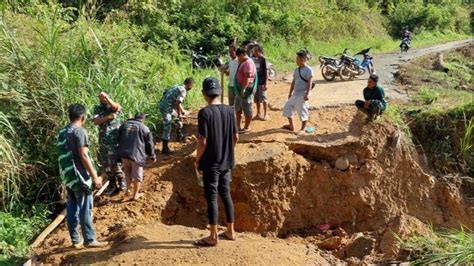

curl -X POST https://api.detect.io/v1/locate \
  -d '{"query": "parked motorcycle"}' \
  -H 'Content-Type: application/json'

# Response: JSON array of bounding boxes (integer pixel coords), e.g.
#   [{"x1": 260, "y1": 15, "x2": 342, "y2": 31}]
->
[
  {"x1": 338, "y1": 48, "x2": 375, "y2": 81},
  {"x1": 400, "y1": 38, "x2": 410, "y2": 53},
  {"x1": 267, "y1": 62, "x2": 277, "y2": 80},
  {"x1": 318, "y1": 55, "x2": 340, "y2": 81},
  {"x1": 192, "y1": 47, "x2": 223, "y2": 69},
  {"x1": 318, "y1": 48, "x2": 351, "y2": 81}
]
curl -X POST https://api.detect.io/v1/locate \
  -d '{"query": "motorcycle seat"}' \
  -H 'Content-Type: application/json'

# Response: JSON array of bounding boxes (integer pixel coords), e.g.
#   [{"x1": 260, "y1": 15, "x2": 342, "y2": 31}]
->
[
  {"x1": 321, "y1": 56, "x2": 337, "y2": 60},
  {"x1": 344, "y1": 55, "x2": 356, "y2": 61}
]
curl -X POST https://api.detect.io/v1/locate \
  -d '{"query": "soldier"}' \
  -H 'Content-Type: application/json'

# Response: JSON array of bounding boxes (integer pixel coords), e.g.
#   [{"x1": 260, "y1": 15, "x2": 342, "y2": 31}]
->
[
  {"x1": 158, "y1": 77, "x2": 195, "y2": 154},
  {"x1": 93, "y1": 92, "x2": 125, "y2": 195}
]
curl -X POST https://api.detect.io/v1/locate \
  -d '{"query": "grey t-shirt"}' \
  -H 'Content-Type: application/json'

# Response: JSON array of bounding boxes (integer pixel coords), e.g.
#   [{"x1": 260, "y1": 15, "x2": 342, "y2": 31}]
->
[
  {"x1": 67, "y1": 125, "x2": 90, "y2": 178},
  {"x1": 293, "y1": 65, "x2": 313, "y2": 96}
]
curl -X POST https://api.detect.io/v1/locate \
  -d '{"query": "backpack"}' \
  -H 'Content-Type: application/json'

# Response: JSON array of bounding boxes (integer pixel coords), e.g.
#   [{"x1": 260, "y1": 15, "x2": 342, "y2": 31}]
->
[
  {"x1": 298, "y1": 67, "x2": 316, "y2": 90},
  {"x1": 57, "y1": 126, "x2": 93, "y2": 192}
]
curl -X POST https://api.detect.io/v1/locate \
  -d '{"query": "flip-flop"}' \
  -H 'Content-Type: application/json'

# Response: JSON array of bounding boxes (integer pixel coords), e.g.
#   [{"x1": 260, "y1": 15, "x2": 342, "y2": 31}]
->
[
  {"x1": 193, "y1": 238, "x2": 217, "y2": 247},
  {"x1": 219, "y1": 232, "x2": 236, "y2": 241},
  {"x1": 239, "y1": 128, "x2": 251, "y2": 134}
]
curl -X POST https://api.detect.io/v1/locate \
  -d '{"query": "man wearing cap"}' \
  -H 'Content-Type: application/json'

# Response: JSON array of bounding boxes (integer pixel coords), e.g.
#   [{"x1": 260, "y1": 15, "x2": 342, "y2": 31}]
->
[
  {"x1": 234, "y1": 47, "x2": 257, "y2": 134},
  {"x1": 117, "y1": 113, "x2": 156, "y2": 201},
  {"x1": 355, "y1": 74, "x2": 387, "y2": 121},
  {"x1": 282, "y1": 50, "x2": 313, "y2": 133},
  {"x1": 195, "y1": 77, "x2": 238, "y2": 246},
  {"x1": 93, "y1": 91, "x2": 125, "y2": 195},
  {"x1": 158, "y1": 77, "x2": 195, "y2": 154}
]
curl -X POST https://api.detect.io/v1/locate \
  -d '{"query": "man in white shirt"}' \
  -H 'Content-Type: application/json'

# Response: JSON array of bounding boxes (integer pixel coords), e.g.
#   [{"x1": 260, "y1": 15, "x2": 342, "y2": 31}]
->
[{"x1": 225, "y1": 45, "x2": 239, "y2": 106}]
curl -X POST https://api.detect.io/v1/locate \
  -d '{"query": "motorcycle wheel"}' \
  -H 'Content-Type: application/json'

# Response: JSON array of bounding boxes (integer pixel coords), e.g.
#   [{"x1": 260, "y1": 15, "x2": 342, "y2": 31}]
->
[
  {"x1": 338, "y1": 65, "x2": 352, "y2": 81},
  {"x1": 321, "y1": 65, "x2": 336, "y2": 81},
  {"x1": 268, "y1": 67, "x2": 276, "y2": 81},
  {"x1": 368, "y1": 63, "x2": 375, "y2": 75}
]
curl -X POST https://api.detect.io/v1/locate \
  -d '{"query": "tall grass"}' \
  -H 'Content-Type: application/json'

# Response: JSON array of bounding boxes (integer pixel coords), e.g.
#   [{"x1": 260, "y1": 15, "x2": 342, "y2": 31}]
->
[
  {"x1": 400, "y1": 226, "x2": 474, "y2": 265},
  {"x1": 0, "y1": 5, "x2": 216, "y2": 211},
  {"x1": 460, "y1": 115, "x2": 473, "y2": 162}
]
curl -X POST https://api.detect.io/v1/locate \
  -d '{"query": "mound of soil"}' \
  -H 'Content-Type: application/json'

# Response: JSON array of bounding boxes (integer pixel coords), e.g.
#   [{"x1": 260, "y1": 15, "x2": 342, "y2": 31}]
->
[{"x1": 35, "y1": 106, "x2": 472, "y2": 264}]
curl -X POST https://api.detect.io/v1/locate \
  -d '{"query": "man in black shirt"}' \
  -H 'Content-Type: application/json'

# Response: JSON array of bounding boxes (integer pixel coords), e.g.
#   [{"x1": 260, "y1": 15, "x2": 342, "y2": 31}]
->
[
  {"x1": 194, "y1": 77, "x2": 239, "y2": 246},
  {"x1": 252, "y1": 45, "x2": 269, "y2": 120}
]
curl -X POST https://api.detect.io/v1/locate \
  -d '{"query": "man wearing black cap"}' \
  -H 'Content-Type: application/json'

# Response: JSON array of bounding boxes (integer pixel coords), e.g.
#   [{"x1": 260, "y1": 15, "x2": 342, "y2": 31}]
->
[
  {"x1": 117, "y1": 113, "x2": 156, "y2": 200},
  {"x1": 195, "y1": 77, "x2": 238, "y2": 246},
  {"x1": 355, "y1": 74, "x2": 387, "y2": 122}
]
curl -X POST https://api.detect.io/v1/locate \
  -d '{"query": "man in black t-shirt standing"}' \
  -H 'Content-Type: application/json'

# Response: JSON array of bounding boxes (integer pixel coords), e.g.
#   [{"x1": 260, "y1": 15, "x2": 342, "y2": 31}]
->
[
  {"x1": 252, "y1": 45, "x2": 269, "y2": 121},
  {"x1": 194, "y1": 77, "x2": 239, "y2": 246}
]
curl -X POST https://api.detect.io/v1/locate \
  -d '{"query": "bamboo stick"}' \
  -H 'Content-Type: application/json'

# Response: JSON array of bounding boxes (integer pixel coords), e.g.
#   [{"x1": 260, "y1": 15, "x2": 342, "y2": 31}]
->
[{"x1": 29, "y1": 180, "x2": 110, "y2": 249}]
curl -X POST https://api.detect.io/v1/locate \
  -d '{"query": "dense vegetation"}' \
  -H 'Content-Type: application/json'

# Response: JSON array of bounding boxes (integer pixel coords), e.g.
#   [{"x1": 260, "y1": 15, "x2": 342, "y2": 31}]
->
[
  {"x1": 392, "y1": 46, "x2": 474, "y2": 176},
  {"x1": 0, "y1": 0, "x2": 471, "y2": 263}
]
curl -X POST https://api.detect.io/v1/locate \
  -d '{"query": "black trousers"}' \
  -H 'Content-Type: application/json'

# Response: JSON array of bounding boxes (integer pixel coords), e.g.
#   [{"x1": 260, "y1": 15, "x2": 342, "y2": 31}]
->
[{"x1": 202, "y1": 168, "x2": 234, "y2": 225}]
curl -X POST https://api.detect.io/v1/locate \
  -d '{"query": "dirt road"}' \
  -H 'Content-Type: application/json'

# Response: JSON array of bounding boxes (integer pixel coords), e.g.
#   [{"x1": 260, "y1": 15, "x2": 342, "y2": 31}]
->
[
  {"x1": 268, "y1": 39, "x2": 472, "y2": 109},
  {"x1": 34, "y1": 40, "x2": 472, "y2": 265}
]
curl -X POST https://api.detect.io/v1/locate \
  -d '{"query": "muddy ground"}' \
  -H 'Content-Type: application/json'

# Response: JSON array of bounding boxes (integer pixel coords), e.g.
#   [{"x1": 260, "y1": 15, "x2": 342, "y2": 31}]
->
[{"x1": 33, "y1": 40, "x2": 473, "y2": 265}]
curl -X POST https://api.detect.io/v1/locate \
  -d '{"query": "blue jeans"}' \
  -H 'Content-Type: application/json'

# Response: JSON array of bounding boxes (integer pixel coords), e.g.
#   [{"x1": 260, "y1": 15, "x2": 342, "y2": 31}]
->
[{"x1": 66, "y1": 188, "x2": 96, "y2": 244}]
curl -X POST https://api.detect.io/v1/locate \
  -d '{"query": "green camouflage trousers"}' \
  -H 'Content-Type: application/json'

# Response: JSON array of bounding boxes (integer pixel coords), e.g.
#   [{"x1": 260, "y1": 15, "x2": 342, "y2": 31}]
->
[
  {"x1": 161, "y1": 111, "x2": 183, "y2": 141},
  {"x1": 98, "y1": 141, "x2": 122, "y2": 175}
]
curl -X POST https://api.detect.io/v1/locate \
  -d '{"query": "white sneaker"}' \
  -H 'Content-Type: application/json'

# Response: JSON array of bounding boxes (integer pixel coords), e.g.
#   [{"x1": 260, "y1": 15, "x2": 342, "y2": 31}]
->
[{"x1": 85, "y1": 240, "x2": 109, "y2": 248}]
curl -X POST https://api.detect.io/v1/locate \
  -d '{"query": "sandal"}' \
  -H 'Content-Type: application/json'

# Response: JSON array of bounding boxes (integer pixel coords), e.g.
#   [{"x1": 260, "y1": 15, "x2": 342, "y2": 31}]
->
[
  {"x1": 239, "y1": 128, "x2": 251, "y2": 134},
  {"x1": 219, "y1": 232, "x2": 236, "y2": 241},
  {"x1": 193, "y1": 238, "x2": 217, "y2": 247},
  {"x1": 282, "y1": 125, "x2": 294, "y2": 131}
]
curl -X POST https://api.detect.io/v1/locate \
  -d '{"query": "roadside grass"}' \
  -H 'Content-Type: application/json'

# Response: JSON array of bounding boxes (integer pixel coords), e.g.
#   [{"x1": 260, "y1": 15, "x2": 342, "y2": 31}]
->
[
  {"x1": 414, "y1": 86, "x2": 472, "y2": 111},
  {"x1": 400, "y1": 226, "x2": 474, "y2": 265}
]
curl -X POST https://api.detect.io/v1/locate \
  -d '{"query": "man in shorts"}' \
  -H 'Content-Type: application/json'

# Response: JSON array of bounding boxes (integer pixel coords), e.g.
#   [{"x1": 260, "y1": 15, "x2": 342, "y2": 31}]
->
[
  {"x1": 252, "y1": 45, "x2": 269, "y2": 120},
  {"x1": 234, "y1": 47, "x2": 256, "y2": 134},
  {"x1": 283, "y1": 50, "x2": 313, "y2": 134},
  {"x1": 117, "y1": 113, "x2": 156, "y2": 200}
]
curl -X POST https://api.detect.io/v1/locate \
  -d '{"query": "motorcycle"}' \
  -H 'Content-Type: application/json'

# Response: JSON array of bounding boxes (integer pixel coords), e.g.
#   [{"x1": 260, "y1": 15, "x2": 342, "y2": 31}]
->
[
  {"x1": 318, "y1": 55, "x2": 340, "y2": 81},
  {"x1": 318, "y1": 48, "x2": 352, "y2": 81},
  {"x1": 267, "y1": 62, "x2": 277, "y2": 80},
  {"x1": 400, "y1": 38, "x2": 410, "y2": 53},
  {"x1": 192, "y1": 47, "x2": 223, "y2": 69},
  {"x1": 338, "y1": 47, "x2": 375, "y2": 81}
]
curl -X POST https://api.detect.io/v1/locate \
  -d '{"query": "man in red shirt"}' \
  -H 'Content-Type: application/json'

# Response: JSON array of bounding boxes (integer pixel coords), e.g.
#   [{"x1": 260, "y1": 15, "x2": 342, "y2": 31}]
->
[{"x1": 233, "y1": 47, "x2": 257, "y2": 134}]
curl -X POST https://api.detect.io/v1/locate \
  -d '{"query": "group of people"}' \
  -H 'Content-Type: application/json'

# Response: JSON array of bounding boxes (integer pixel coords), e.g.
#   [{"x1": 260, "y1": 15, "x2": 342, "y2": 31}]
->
[
  {"x1": 57, "y1": 41, "x2": 387, "y2": 249},
  {"x1": 58, "y1": 93, "x2": 156, "y2": 248},
  {"x1": 223, "y1": 43, "x2": 313, "y2": 134}
]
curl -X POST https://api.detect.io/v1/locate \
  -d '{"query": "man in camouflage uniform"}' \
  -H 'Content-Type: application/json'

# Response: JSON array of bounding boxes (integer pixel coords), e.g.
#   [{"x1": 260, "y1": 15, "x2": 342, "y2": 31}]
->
[
  {"x1": 93, "y1": 92, "x2": 125, "y2": 195},
  {"x1": 159, "y1": 77, "x2": 195, "y2": 154}
]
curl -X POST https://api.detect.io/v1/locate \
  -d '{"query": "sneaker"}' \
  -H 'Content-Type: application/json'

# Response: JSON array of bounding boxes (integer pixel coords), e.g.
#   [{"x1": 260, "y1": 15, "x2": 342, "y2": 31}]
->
[
  {"x1": 72, "y1": 242, "x2": 83, "y2": 249},
  {"x1": 85, "y1": 241, "x2": 109, "y2": 248}
]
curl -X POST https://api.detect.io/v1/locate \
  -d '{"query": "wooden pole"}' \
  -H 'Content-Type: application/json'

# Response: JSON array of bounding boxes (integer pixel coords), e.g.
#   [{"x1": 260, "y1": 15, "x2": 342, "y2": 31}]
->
[
  {"x1": 29, "y1": 180, "x2": 110, "y2": 249},
  {"x1": 220, "y1": 69, "x2": 224, "y2": 103}
]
